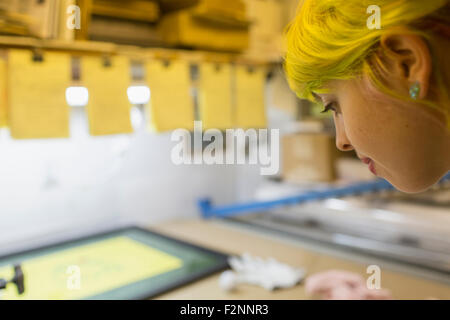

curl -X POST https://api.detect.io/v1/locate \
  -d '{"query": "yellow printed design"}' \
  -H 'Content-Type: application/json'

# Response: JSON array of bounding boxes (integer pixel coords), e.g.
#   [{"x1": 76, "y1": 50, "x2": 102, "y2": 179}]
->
[
  {"x1": 0, "y1": 237, "x2": 183, "y2": 300},
  {"x1": 234, "y1": 66, "x2": 267, "y2": 129},
  {"x1": 198, "y1": 63, "x2": 233, "y2": 130},
  {"x1": 8, "y1": 50, "x2": 70, "y2": 139},
  {"x1": 83, "y1": 56, "x2": 133, "y2": 136},
  {"x1": 146, "y1": 60, "x2": 194, "y2": 132}
]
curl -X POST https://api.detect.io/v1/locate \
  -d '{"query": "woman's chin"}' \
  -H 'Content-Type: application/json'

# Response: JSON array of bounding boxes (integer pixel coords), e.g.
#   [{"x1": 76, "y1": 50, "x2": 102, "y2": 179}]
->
[
  {"x1": 386, "y1": 172, "x2": 444, "y2": 194},
  {"x1": 392, "y1": 183, "x2": 430, "y2": 194}
]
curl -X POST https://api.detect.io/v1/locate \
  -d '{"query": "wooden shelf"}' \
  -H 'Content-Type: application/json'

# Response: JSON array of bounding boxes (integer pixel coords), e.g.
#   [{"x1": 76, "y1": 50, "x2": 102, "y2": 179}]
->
[{"x1": 0, "y1": 35, "x2": 281, "y2": 65}]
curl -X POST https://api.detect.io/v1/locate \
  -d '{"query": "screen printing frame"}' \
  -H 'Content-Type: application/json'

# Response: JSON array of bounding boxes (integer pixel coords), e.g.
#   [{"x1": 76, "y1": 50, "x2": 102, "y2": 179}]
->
[{"x1": 0, "y1": 226, "x2": 230, "y2": 300}]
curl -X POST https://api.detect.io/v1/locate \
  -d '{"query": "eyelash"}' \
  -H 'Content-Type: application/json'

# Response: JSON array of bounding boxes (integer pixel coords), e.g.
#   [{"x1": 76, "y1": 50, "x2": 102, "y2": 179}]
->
[{"x1": 321, "y1": 102, "x2": 337, "y2": 114}]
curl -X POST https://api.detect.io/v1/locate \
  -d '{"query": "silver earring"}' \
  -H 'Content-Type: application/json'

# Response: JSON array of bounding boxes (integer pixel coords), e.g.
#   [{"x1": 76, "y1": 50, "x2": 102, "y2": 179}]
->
[{"x1": 409, "y1": 82, "x2": 420, "y2": 100}]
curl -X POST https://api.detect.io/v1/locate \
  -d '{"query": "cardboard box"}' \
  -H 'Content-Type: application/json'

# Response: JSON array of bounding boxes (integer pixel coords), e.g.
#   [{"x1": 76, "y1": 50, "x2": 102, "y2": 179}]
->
[
  {"x1": 89, "y1": 16, "x2": 163, "y2": 46},
  {"x1": 282, "y1": 132, "x2": 338, "y2": 183},
  {"x1": 0, "y1": 0, "x2": 60, "y2": 38},
  {"x1": 243, "y1": 0, "x2": 284, "y2": 60},
  {"x1": 158, "y1": 0, "x2": 249, "y2": 52},
  {"x1": 92, "y1": 0, "x2": 160, "y2": 22},
  {"x1": 76, "y1": 0, "x2": 161, "y2": 43},
  {"x1": 159, "y1": 0, "x2": 200, "y2": 12}
]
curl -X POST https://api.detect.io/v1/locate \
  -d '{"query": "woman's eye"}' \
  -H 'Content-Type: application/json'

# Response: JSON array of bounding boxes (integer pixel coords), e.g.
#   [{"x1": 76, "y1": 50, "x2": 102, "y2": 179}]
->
[{"x1": 321, "y1": 102, "x2": 337, "y2": 114}]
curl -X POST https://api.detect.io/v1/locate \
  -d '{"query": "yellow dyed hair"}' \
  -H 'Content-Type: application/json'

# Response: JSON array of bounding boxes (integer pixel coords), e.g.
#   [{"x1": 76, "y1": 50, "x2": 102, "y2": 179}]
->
[{"x1": 285, "y1": 0, "x2": 450, "y2": 127}]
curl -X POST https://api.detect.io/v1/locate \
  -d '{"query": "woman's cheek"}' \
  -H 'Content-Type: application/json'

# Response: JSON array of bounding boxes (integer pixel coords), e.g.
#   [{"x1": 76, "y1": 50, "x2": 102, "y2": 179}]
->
[{"x1": 339, "y1": 107, "x2": 370, "y2": 150}]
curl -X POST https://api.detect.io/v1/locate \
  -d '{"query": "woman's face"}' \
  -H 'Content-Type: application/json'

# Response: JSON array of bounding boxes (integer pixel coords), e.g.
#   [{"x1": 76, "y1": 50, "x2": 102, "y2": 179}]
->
[{"x1": 316, "y1": 77, "x2": 450, "y2": 193}]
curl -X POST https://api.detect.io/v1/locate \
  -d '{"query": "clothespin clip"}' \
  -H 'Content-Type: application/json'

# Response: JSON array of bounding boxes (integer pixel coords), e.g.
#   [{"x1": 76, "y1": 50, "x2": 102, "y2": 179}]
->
[
  {"x1": 102, "y1": 55, "x2": 112, "y2": 68},
  {"x1": 130, "y1": 60, "x2": 144, "y2": 81},
  {"x1": 247, "y1": 65, "x2": 256, "y2": 74},
  {"x1": 214, "y1": 63, "x2": 222, "y2": 72},
  {"x1": 162, "y1": 59, "x2": 171, "y2": 68},
  {"x1": 32, "y1": 49, "x2": 44, "y2": 63},
  {"x1": 71, "y1": 56, "x2": 81, "y2": 81},
  {"x1": 153, "y1": 50, "x2": 178, "y2": 68}
]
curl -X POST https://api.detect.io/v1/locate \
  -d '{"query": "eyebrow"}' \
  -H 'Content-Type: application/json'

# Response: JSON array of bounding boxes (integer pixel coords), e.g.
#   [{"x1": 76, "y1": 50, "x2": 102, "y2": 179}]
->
[{"x1": 311, "y1": 92, "x2": 323, "y2": 104}]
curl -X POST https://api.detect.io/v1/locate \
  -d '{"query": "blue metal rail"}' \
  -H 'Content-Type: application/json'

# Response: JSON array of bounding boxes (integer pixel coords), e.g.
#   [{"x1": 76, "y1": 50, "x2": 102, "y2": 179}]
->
[{"x1": 199, "y1": 173, "x2": 450, "y2": 219}]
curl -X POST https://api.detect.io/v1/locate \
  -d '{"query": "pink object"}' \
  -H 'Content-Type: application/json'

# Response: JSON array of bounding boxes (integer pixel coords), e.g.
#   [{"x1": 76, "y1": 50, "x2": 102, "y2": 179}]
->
[{"x1": 305, "y1": 270, "x2": 392, "y2": 300}]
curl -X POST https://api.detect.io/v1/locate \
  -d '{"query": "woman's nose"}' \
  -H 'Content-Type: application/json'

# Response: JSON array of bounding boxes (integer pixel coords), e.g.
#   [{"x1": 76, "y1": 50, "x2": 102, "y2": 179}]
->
[{"x1": 335, "y1": 117, "x2": 354, "y2": 152}]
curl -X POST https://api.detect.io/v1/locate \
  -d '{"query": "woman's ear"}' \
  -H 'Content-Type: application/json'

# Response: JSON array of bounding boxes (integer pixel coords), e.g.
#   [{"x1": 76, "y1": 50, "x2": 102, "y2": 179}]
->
[{"x1": 380, "y1": 33, "x2": 432, "y2": 99}]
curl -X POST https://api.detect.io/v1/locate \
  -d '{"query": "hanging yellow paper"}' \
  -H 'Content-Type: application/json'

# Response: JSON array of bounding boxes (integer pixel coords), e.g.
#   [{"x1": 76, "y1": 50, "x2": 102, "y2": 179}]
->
[
  {"x1": 82, "y1": 56, "x2": 133, "y2": 136},
  {"x1": 198, "y1": 63, "x2": 233, "y2": 130},
  {"x1": 234, "y1": 66, "x2": 267, "y2": 129},
  {"x1": 8, "y1": 50, "x2": 70, "y2": 139},
  {"x1": 0, "y1": 55, "x2": 7, "y2": 127},
  {"x1": 0, "y1": 236, "x2": 183, "y2": 300},
  {"x1": 146, "y1": 60, "x2": 194, "y2": 132}
]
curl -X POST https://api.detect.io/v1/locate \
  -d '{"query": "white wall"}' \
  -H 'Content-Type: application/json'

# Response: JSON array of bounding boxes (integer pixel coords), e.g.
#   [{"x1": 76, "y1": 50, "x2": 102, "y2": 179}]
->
[
  {"x1": 0, "y1": 107, "x2": 237, "y2": 254},
  {"x1": 0, "y1": 69, "x2": 298, "y2": 254}
]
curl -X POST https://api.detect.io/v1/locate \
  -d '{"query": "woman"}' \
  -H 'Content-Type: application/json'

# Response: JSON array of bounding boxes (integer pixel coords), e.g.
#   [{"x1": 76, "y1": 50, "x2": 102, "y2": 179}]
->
[{"x1": 285, "y1": 0, "x2": 450, "y2": 193}]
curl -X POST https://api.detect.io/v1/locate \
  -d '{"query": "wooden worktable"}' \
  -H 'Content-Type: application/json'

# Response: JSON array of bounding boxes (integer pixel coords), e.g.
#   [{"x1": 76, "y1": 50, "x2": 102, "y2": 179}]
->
[{"x1": 154, "y1": 219, "x2": 450, "y2": 300}]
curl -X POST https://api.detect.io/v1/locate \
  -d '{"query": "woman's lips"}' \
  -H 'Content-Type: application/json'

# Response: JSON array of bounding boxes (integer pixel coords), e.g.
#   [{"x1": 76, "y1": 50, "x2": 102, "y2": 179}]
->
[{"x1": 361, "y1": 157, "x2": 377, "y2": 176}]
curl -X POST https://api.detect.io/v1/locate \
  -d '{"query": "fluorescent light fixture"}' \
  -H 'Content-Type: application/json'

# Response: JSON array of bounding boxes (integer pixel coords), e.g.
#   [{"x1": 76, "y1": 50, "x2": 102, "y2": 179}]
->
[
  {"x1": 66, "y1": 86, "x2": 89, "y2": 107},
  {"x1": 127, "y1": 85, "x2": 150, "y2": 105}
]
